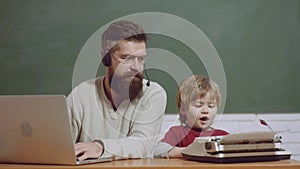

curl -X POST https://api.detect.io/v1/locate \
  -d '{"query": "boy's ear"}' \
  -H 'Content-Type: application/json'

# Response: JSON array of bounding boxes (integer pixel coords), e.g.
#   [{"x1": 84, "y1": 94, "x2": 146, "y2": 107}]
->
[{"x1": 179, "y1": 106, "x2": 186, "y2": 115}]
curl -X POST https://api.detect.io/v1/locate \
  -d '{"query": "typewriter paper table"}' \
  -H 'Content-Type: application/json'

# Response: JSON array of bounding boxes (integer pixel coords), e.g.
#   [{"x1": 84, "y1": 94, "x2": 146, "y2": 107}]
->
[{"x1": 0, "y1": 158, "x2": 300, "y2": 169}]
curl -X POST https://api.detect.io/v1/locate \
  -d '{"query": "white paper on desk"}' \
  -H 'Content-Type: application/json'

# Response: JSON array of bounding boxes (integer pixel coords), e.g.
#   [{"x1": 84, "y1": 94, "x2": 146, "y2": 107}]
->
[
  {"x1": 220, "y1": 131, "x2": 276, "y2": 144},
  {"x1": 194, "y1": 136, "x2": 212, "y2": 143},
  {"x1": 194, "y1": 136, "x2": 224, "y2": 143}
]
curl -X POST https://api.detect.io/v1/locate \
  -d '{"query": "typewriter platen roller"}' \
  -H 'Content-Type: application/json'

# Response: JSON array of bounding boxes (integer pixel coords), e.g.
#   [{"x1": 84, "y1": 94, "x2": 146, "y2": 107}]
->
[{"x1": 181, "y1": 131, "x2": 291, "y2": 163}]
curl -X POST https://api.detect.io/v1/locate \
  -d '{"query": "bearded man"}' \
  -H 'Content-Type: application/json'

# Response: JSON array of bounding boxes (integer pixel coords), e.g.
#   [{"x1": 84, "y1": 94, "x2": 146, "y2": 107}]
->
[{"x1": 67, "y1": 20, "x2": 167, "y2": 161}]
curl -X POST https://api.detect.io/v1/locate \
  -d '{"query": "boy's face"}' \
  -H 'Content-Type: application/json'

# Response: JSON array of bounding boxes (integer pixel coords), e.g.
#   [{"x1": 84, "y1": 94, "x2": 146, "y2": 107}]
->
[{"x1": 181, "y1": 91, "x2": 218, "y2": 130}]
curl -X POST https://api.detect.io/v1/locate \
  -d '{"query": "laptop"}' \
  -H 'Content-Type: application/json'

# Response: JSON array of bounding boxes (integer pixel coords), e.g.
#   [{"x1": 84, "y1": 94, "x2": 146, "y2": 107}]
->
[{"x1": 0, "y1": 95, "x2": 112, "y2": 165}]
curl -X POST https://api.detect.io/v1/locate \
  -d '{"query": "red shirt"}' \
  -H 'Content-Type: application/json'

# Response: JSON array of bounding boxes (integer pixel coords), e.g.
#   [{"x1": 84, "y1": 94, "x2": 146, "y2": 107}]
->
[{"x1": 161, "y1": 126, "x2": 229, "y2": 147}]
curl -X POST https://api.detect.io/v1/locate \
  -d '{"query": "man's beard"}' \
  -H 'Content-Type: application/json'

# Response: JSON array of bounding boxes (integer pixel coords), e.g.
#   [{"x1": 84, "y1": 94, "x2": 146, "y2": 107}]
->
[{"x1": 108, "y1": 68, "x2": 143, "y2": 102}]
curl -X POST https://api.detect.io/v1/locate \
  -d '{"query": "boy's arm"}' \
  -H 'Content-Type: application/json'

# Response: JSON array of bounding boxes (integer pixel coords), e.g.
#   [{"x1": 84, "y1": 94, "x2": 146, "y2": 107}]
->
[
  {"x1": 154, "y1": 126, "x2": 185, "y2": 158},
  {"x1": 168, "y1": 147, "x2": 185, "y2": 158},
  {"x1": 154, "y1": 142, "x2": 185, "y2": 158},
  {"x1": 153, "y1": 142, "x2": 173, "y2": 158}
]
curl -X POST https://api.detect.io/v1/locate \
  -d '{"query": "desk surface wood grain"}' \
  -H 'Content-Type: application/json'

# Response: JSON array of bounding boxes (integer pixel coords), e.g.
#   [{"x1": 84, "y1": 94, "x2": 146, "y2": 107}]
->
[{"x1": 0, "y1": 159, "x2": 300, "y2": 169}]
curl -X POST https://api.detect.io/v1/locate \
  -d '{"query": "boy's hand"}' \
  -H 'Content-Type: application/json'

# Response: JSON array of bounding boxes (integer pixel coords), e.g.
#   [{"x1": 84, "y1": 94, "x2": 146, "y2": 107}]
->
[{"x1": 168, "y1": 147, "x2": 185, "y2": 158}]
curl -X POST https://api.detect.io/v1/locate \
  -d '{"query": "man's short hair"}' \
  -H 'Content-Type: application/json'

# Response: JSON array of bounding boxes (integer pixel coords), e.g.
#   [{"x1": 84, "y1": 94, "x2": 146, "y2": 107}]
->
[{"x1": 101, "y1": 20, "x2": 147, "y2": 53}]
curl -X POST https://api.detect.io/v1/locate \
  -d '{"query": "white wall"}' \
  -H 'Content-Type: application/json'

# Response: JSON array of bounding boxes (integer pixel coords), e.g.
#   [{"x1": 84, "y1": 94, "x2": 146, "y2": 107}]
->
[{"x1": 160, "y1": 113, "x2": 300, "y2": 161}]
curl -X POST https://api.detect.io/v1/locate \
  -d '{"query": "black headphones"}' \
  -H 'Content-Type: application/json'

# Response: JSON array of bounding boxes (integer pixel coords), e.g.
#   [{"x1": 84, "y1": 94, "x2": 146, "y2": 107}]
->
[{"x1": 102, "y1": 52, "x2": 111, "y2": 67}]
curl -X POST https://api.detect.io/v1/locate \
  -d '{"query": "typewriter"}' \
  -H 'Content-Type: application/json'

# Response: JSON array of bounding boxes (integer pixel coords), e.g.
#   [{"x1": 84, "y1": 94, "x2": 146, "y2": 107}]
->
[{"x1": 181, "y1": 131, "x2": 291, "y2": 163}]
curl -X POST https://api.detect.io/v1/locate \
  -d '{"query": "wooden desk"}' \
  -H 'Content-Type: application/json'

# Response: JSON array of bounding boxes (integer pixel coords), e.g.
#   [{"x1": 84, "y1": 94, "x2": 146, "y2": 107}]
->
[{"x1": 0, "y1": 159, "x2": 300, "y2": 169}]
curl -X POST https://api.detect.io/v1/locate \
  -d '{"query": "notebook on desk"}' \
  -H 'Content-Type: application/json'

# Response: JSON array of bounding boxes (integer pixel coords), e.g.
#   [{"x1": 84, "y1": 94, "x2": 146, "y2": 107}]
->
[{"x1": 0, "y1": 95, "x2": 112, "y2": 165}]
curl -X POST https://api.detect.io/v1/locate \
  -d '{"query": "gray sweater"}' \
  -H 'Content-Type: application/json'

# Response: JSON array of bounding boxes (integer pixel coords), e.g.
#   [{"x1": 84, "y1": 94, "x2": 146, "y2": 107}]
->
[{"x1": 67, "y1": 77, "x2": 167, "y2": 160}]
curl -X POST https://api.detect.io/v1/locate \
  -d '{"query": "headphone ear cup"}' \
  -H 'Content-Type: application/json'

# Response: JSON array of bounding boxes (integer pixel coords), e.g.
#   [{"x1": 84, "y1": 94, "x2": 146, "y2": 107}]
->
[{"x1": 102, "y1": 53, "x2": 111, "y2": 66}]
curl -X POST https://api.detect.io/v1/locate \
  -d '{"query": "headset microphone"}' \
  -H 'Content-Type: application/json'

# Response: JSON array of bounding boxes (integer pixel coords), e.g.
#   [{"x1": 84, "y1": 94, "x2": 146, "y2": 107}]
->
[
  {"x1": 144, "y1": 67, "x2": 151, "y2": 87},
  {"x1": 146, "y1": 79, "x2": 150, "y2": 87}
]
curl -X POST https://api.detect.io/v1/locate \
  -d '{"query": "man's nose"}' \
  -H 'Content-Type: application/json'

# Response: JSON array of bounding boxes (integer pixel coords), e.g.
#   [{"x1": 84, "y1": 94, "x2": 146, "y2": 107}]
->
[{"x1": 130, "y1": 58, "x2": 142, "y2": 71}]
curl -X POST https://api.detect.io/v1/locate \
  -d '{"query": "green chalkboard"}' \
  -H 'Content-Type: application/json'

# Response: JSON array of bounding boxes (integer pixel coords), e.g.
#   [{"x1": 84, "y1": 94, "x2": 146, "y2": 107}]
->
[{"x1": 0, "y1": 0, "x2": 299, "y2": 113}]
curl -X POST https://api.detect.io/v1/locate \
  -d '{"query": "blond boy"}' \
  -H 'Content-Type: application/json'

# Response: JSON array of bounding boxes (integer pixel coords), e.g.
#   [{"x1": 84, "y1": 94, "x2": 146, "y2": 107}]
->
[{"x1": 154, "y1": 74, "x2": 228, "y2": 158}]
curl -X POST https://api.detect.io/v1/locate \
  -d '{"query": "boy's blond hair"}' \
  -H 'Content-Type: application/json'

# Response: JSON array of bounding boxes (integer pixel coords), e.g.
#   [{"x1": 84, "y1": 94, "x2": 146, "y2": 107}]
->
[{"x1": 176, "y1": 74, "x2": 221, "y2": 125}]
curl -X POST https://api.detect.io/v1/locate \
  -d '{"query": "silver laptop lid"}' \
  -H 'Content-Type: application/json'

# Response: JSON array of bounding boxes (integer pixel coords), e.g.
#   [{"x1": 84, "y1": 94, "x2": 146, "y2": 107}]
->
[{"x1": 0, "y1": 95, "x2": 78, "y2": 165}]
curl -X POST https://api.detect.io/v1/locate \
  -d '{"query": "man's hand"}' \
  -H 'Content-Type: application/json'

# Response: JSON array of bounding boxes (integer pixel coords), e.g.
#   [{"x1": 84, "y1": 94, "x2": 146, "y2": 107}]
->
[{"x1": 74, "y1": 142, "x2": 104, "y2": 161}]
